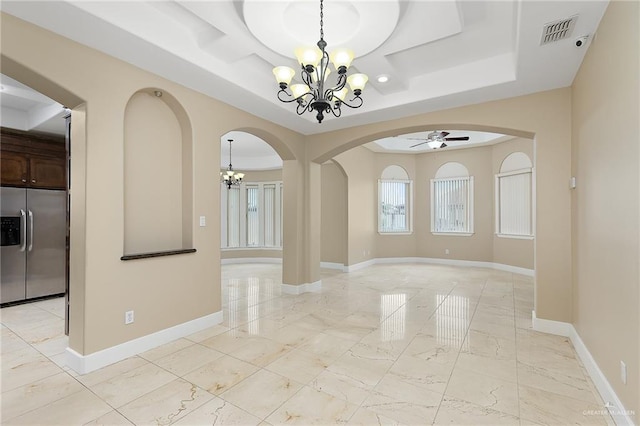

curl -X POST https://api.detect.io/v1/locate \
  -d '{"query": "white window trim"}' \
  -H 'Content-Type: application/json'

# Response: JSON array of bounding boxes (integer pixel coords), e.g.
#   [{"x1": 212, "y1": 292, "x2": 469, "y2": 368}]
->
[
  {"x1": 494, "y1": 168, "x2": 534, "y2": 238},
  {"x1": 378, "y1": 179, "x2": 413, "y2": 235},
  {"x1": 430, "y1": 176, "x2": 474, "y2": 235}
]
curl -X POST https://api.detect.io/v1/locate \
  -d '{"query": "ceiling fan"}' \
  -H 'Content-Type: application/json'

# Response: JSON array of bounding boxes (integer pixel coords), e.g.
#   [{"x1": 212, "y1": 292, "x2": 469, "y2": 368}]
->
[{"x1": 408, "y1": 131, "x2": 470, "y2": 149}]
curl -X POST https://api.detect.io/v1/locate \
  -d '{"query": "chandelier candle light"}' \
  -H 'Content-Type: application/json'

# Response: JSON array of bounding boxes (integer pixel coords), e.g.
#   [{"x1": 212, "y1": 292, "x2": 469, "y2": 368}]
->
[
  {"x1": 272, "y1": 0, "x2": 368, "y2": 123},
  {"x1": 221, "y1": 139, "x2": 244, "y2": 189}
]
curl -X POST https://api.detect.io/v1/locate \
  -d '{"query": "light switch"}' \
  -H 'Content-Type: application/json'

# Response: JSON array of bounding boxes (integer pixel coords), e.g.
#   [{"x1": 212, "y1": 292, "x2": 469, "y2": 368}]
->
[{"x1": 199, "y1": 216, "x2": 206, "y2": 227}]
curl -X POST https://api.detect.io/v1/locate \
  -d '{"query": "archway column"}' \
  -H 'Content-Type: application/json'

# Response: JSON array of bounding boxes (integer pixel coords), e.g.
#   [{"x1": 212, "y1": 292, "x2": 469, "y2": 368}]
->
[{"x1": 281, "y1": 159, "x2": 322, "y2": 293}]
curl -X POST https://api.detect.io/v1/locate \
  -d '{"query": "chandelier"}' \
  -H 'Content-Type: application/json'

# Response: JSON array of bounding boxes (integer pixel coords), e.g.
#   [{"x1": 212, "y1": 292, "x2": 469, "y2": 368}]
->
[
  {"x1": 221, "y1": 139, "x2": 244, "y2": 189},
  {"x1": 272, "y1": 0, "x2": 368, "y2": 124}
]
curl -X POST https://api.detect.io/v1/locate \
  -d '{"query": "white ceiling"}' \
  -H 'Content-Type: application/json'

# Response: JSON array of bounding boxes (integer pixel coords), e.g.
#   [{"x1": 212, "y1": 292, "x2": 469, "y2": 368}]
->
[
  {"x1": 2, "y1": 0, "x2": 609, "y2": 138},
  {"x1": 1, "y1": 1, "x2": 608, "y2": 167},
  {"x1": 0, "y1": 74, "x2": 68, "y2": 135}
]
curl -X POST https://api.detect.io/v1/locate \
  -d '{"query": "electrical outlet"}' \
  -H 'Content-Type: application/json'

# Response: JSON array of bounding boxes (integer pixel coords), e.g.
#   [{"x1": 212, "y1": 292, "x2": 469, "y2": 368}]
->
[
  {"x1": 621, "y1": 361, "x2": 627, "y2": 385},
  {"x1": 125, "y1": 310, "x2": 134, "y2": 325},
  {"x1": 445, "y1": 249, "x2": 450, "y2": 255},
  {"x1": 199, "y1": 216, "x2": 206, "y2": 227}
]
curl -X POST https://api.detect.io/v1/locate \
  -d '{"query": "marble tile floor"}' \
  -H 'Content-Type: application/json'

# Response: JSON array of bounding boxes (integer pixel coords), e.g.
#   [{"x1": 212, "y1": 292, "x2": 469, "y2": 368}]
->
[{"x1": 1, "y1": 263, "x2": 614, "y2": 425}]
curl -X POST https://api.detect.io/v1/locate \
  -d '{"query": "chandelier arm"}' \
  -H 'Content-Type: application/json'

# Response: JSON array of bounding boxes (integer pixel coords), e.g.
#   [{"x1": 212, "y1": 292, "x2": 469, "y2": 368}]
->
[
  {"x1": 276, "y1": 89, "x2": 302, "y2": 103},
  {"x1": 328, "y1": 105, "x2": 342, "y2": 118},
  {"x1": 300, "y1": 67, "x2": 315, "y2": 87},
  {"x1": 277, "y1": 88, "x2": 315, "y2": 105},
  {"x1": 296, "y1": 101, "x2": 314, "y2": 115},
  {"x1": 336, "y1": 95, "x2": 364, "y2": 109}
]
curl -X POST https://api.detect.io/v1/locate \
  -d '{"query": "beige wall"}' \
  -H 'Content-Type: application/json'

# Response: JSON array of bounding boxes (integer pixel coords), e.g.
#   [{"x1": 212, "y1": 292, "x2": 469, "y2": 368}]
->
[
  {"x1": 334, "y1": 147, "x2": 377, "y2": 265},
  {"x1": 416, "y1": 146, "x2": 494, "y2": 261},
  {"x1": 320, "y1": 162, "x2": 347, "y2": 264},
  {"x1": 8, "y1": 13, "x2": 637, "y2": 416},
  {"x1": 572, "y1": 0, "x2": 639, "y2": 418},
  {"x1": 374, "y1": 153, "x2": 418, "y2": 259},
  {"x1": 1, "y1": 12, "x2": 307, "y2": 354},
  {"x1": 307, "y1": 88, "x2": 572, "y2": 323},
  {"x1": 330, "y1": 141, "x2": 534, "y2": 269}
]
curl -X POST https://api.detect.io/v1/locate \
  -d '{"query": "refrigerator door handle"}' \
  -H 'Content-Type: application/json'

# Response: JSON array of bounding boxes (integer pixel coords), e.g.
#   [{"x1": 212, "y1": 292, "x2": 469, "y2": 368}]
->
[
  {"x1": 20, "y1": 209, "x2": 27, "y2": 252},
  {"x1": 28, "y1": 210, "x2": 34, "y2": 252}
]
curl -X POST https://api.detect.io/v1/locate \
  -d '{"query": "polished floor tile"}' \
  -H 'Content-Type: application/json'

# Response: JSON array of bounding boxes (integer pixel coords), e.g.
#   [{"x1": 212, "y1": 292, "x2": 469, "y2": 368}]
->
[{"x1": 1, "y1": 264, "x2": 614, "y2": 425}]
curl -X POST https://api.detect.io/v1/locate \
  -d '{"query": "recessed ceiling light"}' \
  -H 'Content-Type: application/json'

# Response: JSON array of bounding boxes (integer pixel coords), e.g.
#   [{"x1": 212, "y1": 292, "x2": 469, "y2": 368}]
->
[{"x1": 376, "y1": 75, "x2": 390, "y2": 83}]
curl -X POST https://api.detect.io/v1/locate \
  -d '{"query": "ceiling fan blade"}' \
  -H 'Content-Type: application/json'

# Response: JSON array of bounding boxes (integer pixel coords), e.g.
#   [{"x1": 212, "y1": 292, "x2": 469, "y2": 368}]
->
[
  {"x1": 405, "y1": 137, "x2": 427, "y2": 141},
  {"x1": 440, "y1": 142, "x2": 448, "y2": 148},
  {"x1": 409, "y1": 141, "x2": 429, "y2": 148},
  {"x1": 439, "y1": 131, "x2": 450, "y2": 138},
  {"x1": 443, "y1": 136, "x2": 470, "y2": 141}
]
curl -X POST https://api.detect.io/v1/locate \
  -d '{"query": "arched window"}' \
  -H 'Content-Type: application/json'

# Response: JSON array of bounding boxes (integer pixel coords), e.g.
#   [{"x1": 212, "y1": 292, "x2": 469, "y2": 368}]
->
[
  {"x1": 495, "y1": 152, "x2": 533, "y2": 238},
  {"x1": 431, "y1": 162, "x2": 474, "y2": 235},
  {"x1": 378, "y1": 165, "x2": 412, "y2": 234}
]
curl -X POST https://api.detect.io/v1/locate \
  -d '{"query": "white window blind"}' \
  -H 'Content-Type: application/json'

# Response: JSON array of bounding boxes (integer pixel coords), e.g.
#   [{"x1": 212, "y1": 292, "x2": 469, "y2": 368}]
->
[
  {"x1": 221, "y1": 181, "x2": 282, "y2": 248},
  {"x1": 378, "y1": 180, "x2": 412, "y2": 233},
  {"x1": 246, "y1": 185, "x2": 259, "y2": 246},
  {"x1": 496, "y1": 170, "x2": 532, "y2": 237},
  {"x1": 264, "y1": 184, "x2": 276, "y2": 247},
  {"x1": 430, "y1": 177, "x2": 474, "y2": 234},
  {"x1": 227, "y1": 186, "x2": 241, "y2": 247}
]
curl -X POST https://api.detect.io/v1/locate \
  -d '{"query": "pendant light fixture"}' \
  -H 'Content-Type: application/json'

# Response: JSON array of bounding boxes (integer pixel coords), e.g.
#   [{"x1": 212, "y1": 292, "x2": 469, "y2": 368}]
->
[
  {"x1": 221, "y1": 139, "x2": 244, "y2": 189},
  {"x1": 272, "y1": 0, "x2": 368, "y2": 123}
]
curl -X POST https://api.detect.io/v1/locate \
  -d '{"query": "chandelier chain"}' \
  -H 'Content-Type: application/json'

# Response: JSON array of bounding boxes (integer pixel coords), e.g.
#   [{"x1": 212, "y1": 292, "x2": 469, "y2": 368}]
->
[{"x1": 319, "y1": 0, "x2": 324, "y2": 41}]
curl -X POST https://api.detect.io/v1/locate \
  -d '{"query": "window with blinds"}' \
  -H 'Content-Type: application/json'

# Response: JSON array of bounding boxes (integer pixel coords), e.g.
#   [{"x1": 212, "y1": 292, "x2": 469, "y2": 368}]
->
[
  {"x1": 430, "y1": 177, "x2": 474, "y2": 234},
  {"x1": 378, "y1": 180, "x2": 412, "y2": 233},
  {"x1": 495, "y1": 170, "x2": 532, "y2": 237},
  {"x1": 221, "y1": 181, "x2": 282, "y2": 248}
]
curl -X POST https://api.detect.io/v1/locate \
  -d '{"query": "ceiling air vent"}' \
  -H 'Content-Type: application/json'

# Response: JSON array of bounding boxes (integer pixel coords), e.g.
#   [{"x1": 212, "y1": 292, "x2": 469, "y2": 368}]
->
[{"x1": 540, "y1": 15, "x2": 578, "y2": 45}]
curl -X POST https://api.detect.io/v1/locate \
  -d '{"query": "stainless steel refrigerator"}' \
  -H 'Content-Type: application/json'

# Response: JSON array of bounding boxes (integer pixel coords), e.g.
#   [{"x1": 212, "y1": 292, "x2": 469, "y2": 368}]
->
[{"x1": 1, "y1": 187, "x2": 66, "y2": 304}]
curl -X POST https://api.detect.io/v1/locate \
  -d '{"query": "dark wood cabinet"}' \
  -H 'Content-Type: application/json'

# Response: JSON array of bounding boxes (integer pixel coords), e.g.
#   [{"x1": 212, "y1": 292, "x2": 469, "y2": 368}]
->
[
  {"x1": 1, "y1": 128, "x2": 66, "y2": 190},
  {"x1": 29, "y1": 156, "x2": 66, "y2": 189},
  {"x1": 1, "y1": 150, "x2": 29, "y2": 186}
]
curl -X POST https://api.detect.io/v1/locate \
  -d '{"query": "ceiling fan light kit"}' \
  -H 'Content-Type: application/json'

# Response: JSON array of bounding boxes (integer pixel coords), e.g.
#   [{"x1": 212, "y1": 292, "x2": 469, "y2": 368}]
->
[
  {"x1": 409, "y1": 131, "x2": 470, "y2": 149},
  {"x1": 272, "y1": 0, "x2": 368, "y2": 124}
]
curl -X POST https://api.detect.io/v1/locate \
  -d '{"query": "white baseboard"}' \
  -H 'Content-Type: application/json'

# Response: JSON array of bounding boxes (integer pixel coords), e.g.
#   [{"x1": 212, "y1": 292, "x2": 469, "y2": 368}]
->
[
  {"x1": 66, "y1": 310, "x2": 223, "y2": 375},
  {"x1": 344, "y1": 259, "x2": 376, "y2": 272},
  {"x1": 221, "y1": 257, "x2": 282, "y2": 265},
  {"x1": 342, "y1": 257, "x2": 534, "y2": 277},
  {"x1": 320, "y1": 262, "x2": 344, "y2": 270},
  {"x1": 281, "y1": 280, "x2": 322, "y2": 295},
  {"x1": 532, "y1": 311, "x2": 634, "y2": 426}
]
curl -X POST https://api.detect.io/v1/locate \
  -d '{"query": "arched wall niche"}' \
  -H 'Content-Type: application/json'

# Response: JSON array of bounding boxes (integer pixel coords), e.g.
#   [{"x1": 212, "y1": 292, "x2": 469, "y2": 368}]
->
[{"x1": 123, "y1": 88, "x2": 193, "y2": 255}]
